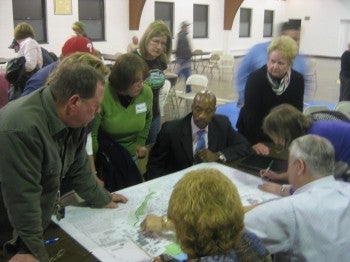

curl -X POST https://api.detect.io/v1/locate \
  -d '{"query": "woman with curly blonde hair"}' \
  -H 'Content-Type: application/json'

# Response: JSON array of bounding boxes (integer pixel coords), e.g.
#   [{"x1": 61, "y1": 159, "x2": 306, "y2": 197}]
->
[{"x1": 141, "y1": 169, "x2": 271, "y2": 262}]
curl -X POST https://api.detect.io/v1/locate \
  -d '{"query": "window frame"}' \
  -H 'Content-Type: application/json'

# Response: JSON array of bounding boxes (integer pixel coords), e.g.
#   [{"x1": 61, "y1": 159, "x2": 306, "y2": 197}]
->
[
  {"x1": 78, "y1": 0, "x2": 105, "y2": 41},
  {"x1": 155, "y1": 1, "x2": 174, "y2": 35},
  {"x1": 193, "y1": 4, "x2": 208, "y2": 39},
  {"x1": 12, "y1": 0, "x2": 47, "y2": 43},
  {"x1": 239, "y1": 8, "x2": 252, "y2": 38},
  {"x1": 263, "y1": 10, "x2": 274, "y2": 37}
]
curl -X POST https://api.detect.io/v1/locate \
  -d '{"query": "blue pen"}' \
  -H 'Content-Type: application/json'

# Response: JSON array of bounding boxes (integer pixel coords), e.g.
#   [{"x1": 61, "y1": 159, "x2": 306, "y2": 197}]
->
[{"x1": 44, "y1": 237, "x2": 59, "y2": 245}]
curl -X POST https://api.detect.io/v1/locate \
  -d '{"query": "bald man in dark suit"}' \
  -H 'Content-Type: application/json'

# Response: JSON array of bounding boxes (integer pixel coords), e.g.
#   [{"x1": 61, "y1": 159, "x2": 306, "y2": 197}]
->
[{"x1": 146, "y1": 91, "x2": 253, "y2": 180}]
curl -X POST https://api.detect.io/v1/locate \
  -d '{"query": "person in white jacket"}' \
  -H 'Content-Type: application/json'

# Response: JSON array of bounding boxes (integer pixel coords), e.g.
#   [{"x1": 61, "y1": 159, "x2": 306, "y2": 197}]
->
[{"x1": 14, "y1": 22, "x2": 43, "y2": 73}]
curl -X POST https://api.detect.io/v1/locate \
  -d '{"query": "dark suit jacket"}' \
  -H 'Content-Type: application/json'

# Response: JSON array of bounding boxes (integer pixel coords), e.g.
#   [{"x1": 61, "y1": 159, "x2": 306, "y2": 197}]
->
[
  {"x1": 236, "y1": 65, "x2": 304, "y2": 144},
  {"x1": 146, "y1": 113, "x2": 253, "y2": 180}
]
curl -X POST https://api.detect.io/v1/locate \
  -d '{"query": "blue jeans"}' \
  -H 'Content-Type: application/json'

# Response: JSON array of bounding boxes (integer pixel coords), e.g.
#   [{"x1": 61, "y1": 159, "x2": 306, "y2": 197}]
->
[
  {"x1": 146, "y1": 115, "x2": 161, "y2": 145},
  {"x1": 178, "y1": 66, "x2": 191, "y2": 93}
]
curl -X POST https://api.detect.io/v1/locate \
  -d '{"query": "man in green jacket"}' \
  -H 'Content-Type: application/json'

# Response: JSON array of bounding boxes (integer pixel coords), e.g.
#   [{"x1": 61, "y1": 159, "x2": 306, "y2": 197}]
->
[{"x1": 0, "y1": 62, "x2": 128, "y2": 261}]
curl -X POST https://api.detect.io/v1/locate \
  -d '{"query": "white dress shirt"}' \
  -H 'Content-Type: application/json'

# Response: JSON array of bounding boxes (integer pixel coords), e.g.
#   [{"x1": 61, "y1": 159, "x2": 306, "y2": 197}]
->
[
  {"x1": 245, "y1": 176, "x2": 350, "y2": 262},
  {"x1": 17, "y1": 37, "x2": 43, "y2": 72}
]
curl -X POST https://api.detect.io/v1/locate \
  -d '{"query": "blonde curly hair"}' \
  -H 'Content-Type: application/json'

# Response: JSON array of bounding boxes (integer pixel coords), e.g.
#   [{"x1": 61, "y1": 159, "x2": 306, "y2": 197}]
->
[
  {"x1": 268, "y1": 35, "x2": 298, "y2": 66},
  {"x1": 168, "y1": 168, "x2": 244, "y2": 258}
]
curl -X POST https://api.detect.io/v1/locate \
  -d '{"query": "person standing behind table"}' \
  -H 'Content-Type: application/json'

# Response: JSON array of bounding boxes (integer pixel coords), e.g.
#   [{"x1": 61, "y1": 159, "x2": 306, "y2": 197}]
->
[
  {"x1": 236, "y1": 36, "x2": 304, "y2": 155},
  {"x1": 91, "y1": 53, "x2": 153, "y2": 191},
  {"x1": 127, "y1": 35, "x2": 139, "y2": 53},
  {"x1": 175, "y1": 21, "x2": 192, "y2": 93},
  {"x1": 9, "y1": 22, "x2": 43, "y2": 100},
  {"x1": 245, "y1": 135, "x2": 350, "y2": 261},
  {"x1": 141, "y1": 169, "x2": 271, "y2": 262},
  {"x1": 339, "y1": 42, "x2": 350, "y2": 101},
  {"x1": 21, "y1": 52, "x2": 110, "y2": 192},
  {"x1": 135, "y1": 20, "x2": 172, "y2": 145},
  {"x1": 0, "y1": 63, "x2": 128, "y2": 262},
  {"x1": 235, "y1": 21, "x2": 310, "y2": 108},
  {"x1": 146, "y1": 90, "x2": 253, "y2": 180}
]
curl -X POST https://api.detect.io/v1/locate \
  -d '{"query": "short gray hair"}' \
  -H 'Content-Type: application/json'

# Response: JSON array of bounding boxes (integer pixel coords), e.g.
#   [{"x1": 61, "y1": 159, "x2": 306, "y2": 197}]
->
[
  {"x1": 50, "y1": 62, "x2": 105, "y2": 104},
  {"x1": 289, "y1": 134, "x2": 334, "y2": 177}
]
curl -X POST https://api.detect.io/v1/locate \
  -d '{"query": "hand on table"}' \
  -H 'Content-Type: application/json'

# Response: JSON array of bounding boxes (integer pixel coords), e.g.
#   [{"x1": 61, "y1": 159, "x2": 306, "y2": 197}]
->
[
  {"x1": 195, "y1": 149, "x2": 219, "y2": 162},
  {"x1": 105, "y1": 193, "x2": 128, "y2": 208},
  {"x1": 252, "y1": 143, "x2": 270, "y2": 155},
  {"x1": 260, "y1": 169, "x2": 288, "y2": 182},
  {"x1": 140, "y1": 214, "x2": 163, "y2": 234},
  {"x1": 258, "y1": 181, "x2": 283, "y2": 195}
]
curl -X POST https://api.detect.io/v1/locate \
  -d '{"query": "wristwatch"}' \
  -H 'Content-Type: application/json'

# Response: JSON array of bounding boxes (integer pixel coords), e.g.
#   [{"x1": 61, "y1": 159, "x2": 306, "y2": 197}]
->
[{"x1": 217, "y1": 152, "x2": 227, "y2": 163}]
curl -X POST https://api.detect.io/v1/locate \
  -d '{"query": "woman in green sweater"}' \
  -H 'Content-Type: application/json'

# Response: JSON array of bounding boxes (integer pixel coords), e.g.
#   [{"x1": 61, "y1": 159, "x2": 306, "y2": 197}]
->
[{"x1": 92, "y1": 53, "x2": 153, "y2": 191}]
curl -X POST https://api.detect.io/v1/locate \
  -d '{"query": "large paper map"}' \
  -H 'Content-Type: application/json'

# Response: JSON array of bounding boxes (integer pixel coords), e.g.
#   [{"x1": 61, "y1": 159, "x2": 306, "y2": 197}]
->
[{"x1": 54, "y1": 163, "x2": 279, "y2": 261}]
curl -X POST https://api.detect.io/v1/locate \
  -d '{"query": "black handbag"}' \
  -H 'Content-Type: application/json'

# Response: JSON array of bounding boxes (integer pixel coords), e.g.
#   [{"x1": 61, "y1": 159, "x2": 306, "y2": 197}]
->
[
  {"x1": 5, "y1": 56, "x2": 26, "y2": 84},
  {"x1": 5, "y1": 56, "x2": 39, "y2": 101}
]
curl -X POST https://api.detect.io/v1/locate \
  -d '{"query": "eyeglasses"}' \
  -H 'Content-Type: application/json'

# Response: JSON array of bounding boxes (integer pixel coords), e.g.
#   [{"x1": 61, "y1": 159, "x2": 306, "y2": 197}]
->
[
  {"x1": 132, "y1": 79, "x2": 144, "y2": 87},
  {"x1": 150, "y1": 39, "x2": 167, "y2": 48}
]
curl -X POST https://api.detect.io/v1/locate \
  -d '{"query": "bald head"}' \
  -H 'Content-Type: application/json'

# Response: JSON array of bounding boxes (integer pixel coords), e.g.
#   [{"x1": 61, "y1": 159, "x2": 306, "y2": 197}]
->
[
  {"x1": 193, "y1": 90, "x2": 216, "y2": 107},
  {"x1": 192, "y1": 91, "x2": 216, "y2": 129},
  {"x1": 132, "y1": 36, "x2": 139, "y2": 44}
]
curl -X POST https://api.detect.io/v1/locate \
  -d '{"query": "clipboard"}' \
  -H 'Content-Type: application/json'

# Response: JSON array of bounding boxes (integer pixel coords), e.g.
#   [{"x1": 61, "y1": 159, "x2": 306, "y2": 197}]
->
[{"x1": 238, "y1": 155, "x2": 288, "y2": 173}]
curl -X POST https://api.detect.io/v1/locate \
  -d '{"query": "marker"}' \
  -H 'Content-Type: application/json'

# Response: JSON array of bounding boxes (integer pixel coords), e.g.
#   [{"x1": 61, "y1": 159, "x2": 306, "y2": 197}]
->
[
  {"x1": 262, "y1": 160, "x2": 274, "y2": 181},
  {"x1": 44, "y1": 238, "x2": 59, "y2": 245}
]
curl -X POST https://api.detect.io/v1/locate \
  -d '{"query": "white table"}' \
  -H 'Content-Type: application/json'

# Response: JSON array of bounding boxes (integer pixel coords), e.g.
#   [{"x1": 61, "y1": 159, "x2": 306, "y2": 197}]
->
[{"x1": 54, "y1": 162, "x2": 279, "y2": 262}]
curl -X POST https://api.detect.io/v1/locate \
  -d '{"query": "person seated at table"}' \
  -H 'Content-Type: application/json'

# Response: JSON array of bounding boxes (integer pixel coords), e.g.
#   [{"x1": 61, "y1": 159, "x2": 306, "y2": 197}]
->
[
  {"x1": 236, "y1": 35, "x2": 304, "y2": 155},
  {"x1": 146, "y1": 90, "x2": 253, "y2": 180},
  {"x1": 140, "y1": 168, "x2": 271, "y2": 262},
  {"x1": 91, "y1": 53, "x2": 153, "y2": 191},
  {"x1": 259, "y1": 103, "x2": 350, "y2": 188},
  {"x1": 245, "y1": 134, "x2": 350, "y2": 261}
]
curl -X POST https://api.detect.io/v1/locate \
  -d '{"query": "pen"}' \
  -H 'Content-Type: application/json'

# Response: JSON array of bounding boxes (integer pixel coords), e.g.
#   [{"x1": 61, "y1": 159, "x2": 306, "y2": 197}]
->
[
  {"x1": 44, "y1": 238, "x2": 59, "y2": 245},
  {"x1": 262, "y1": 160, "x2": 274, "y2": 180}
]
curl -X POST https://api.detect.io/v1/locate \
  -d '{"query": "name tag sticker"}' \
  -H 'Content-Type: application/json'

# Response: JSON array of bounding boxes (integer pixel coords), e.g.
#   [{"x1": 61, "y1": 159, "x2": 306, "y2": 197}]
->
[{"x1": 135, "y1": 102, "x2": 147, "y2": 114}]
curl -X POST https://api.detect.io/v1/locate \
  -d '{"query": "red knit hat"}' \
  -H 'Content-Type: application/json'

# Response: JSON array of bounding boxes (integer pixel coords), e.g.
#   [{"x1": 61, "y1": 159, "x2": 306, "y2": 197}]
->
[{"x1": 61, "y1": 36, "x2": 95, "y2": 57}]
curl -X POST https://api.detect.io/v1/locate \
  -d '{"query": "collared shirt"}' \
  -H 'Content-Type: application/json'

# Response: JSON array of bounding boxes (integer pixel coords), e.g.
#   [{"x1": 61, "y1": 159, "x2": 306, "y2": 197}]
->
[
  {"x1": 17, "y1": 37, "x2": 43, "y2": 72},
  {"x1": 0, "y1": 87, "x2": 111, "y2": 261},
  {"x1": 245, "y1": 176, "x2": 350, "y2": 261},
  {"x1": 191, "y1": 116, "x2": 208, "y2": 155}
]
